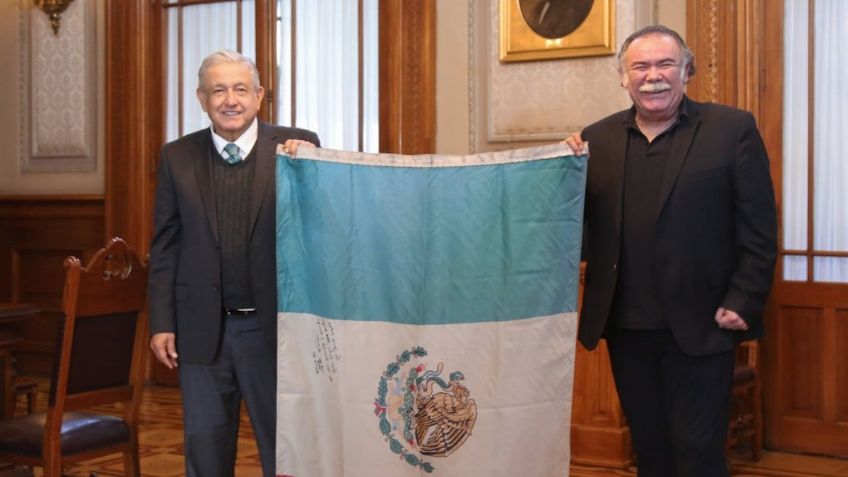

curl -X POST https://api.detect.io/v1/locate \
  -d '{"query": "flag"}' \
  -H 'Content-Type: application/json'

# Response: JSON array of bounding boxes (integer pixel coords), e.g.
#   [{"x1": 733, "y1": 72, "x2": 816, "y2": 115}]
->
[{"x1": 275, "y1": 144, "x2": 587, "y2": 477}]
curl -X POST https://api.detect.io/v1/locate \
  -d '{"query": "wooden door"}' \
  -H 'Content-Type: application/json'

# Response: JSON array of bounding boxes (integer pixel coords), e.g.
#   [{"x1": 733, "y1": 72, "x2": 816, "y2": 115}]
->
[
  {"x1": 764, "y1": 283, "x2": 848, "y2": 455},
  {"x1": 760, "y1": 0, "x2": 848, "y2": 456},
  {"x1": 688, "y1": 0, "x2": 848, "y2": 457}
]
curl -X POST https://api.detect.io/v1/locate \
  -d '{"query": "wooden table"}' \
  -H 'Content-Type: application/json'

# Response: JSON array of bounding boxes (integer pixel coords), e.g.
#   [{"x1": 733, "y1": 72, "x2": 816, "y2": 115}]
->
[{"x1": 0, "y1": 303, "x2": 38, "y2": 419}]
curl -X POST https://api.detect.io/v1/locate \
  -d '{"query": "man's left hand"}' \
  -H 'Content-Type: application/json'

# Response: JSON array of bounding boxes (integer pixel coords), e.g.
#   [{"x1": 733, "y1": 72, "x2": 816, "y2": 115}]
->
[{"x1": 715, "y1": 307, "x2": 749, "y2": 331}]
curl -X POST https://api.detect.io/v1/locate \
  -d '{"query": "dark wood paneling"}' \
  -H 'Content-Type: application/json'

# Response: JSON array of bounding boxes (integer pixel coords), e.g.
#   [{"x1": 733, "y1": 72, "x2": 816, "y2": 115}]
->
[
  {"x1": 838, "y1": 309, "x2": 848, "y2": 424},
  {"x1": 0, "y1": 196, "x2": 105, "y2": 375},
  {"x1": 781, "y1": 306, "x2": 823, "y2": 419},
  {"x1": 764, "y1": 279, "x2": 848, "y2": 455}
]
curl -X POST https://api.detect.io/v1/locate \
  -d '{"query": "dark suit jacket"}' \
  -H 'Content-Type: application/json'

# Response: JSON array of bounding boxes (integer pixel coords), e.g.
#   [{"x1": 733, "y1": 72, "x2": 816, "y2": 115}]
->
[
  {"x1": 148, "y1": 121, "x2": 320, "y2": 364},
  {"x1": 579, "y1": 96, "x2": 777, "y2": 356}
]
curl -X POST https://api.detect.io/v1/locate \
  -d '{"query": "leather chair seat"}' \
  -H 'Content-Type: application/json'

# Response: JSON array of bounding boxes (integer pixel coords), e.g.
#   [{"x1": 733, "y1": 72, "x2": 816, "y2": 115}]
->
[{"x1": 0, "y1": 411, "x2": 129, "y2": 458}]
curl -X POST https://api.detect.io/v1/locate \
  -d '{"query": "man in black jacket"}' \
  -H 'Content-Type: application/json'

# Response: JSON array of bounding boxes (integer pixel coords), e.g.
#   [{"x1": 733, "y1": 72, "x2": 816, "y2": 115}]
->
[
  {"x1": 567, "y1": 26, "x2": 777, "y2": 476},
  {"x1": 148, "y1": 50, "x2": 319, "y2": 477}
]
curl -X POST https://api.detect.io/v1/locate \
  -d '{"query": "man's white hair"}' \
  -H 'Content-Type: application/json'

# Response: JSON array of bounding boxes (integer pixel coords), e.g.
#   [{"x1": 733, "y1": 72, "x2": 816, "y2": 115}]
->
[{"x1": 197, "y1": 50, "x2": 261, "y2": 90}]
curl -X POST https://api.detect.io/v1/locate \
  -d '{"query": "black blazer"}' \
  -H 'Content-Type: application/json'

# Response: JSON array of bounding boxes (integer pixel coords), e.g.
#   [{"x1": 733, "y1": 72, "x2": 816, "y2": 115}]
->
[
  {"x1": 578, "y1": 97, "x2": 778, "y2": 356},
  {"x1": 148, "y1": 122, "x2": 320, "y2": 364}
]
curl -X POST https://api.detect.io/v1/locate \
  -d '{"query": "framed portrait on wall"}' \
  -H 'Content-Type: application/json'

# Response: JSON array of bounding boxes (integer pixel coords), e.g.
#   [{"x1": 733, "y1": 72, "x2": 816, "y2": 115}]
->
[{"x1": 499, "y1": 0, "x2": 616, "y2": 62}]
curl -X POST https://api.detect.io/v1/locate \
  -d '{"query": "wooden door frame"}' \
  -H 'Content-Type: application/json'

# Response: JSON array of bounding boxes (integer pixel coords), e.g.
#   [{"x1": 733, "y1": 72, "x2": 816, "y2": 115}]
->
[{"x1": 104, "y1": 0, "x2": 164, "y2": 258}]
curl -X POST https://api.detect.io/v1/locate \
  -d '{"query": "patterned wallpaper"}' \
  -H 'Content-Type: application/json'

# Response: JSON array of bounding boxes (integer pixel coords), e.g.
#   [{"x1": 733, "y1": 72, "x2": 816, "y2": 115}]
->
[{"x1": 20, "y1": 0, "x2": 96, "y2": 172}]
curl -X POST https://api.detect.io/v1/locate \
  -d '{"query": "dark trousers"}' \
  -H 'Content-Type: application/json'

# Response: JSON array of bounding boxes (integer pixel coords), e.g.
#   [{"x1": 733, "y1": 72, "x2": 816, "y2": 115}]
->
[
  {"x1": 606, "y1": 328, "x2": 735, "y2": 477},
  {"x1": 179, "y1": 312, "x2": 277, "y2": 477}
]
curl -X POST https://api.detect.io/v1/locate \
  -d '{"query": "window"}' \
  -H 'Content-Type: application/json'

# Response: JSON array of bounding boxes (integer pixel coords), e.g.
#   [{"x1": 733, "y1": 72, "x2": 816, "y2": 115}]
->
[
  {"x1": 782, "y1": 0, "x2": 848, "y2": 283},
  {"x1": 162, "y1": 0, "x2": 378, "y2": 152}
]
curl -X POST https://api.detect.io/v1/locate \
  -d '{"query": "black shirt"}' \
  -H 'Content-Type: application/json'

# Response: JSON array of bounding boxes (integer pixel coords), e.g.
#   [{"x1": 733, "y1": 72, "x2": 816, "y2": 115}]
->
[{"x1": 611, "y1": 104, "x2": 689, "y2": 329}]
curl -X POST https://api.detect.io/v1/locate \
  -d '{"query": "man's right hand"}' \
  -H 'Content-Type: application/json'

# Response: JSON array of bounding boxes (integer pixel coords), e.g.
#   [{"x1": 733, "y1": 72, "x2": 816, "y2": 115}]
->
[
  {"x1": 150, "y1": 332, "x2": 179, "y2": 369},
  {"x1": 562, "y1": 133, "x2": 585, "y2": 154}
]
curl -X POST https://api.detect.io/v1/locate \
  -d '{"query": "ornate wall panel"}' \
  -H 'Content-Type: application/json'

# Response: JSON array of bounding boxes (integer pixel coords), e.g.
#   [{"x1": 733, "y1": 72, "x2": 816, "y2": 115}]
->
[
  {"x1": 379, "y1": 0, "x2": 436, "y2": 154},
  {"x1": 685, "y1": 0, "x2": 763, "y2": 116},
  {"x1": 19, "y1": 0, "x2": 97, "y2": 172}
]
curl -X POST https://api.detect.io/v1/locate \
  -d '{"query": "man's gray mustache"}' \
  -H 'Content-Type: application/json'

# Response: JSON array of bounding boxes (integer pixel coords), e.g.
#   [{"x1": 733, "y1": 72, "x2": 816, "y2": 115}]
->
[{"x1": 639, "y1": 82, "x2": 672, "y2": 93}]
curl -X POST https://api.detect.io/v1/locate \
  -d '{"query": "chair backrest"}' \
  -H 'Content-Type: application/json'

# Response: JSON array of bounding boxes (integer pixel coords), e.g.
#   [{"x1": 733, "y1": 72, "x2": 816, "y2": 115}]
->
[{"x1": 47, "y1": 237, "x2": 148, "y2": 419}]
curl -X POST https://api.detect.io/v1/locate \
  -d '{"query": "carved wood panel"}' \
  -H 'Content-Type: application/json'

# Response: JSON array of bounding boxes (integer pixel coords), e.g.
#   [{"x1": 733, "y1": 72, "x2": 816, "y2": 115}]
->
[
  {"x1": 570, "y1": 264, "x2": 633, "y2": 471},
  {"x1": 379, "y1": 0, "x2": 436, "y2": 154},
  {"x1": 571, "y1": 341, "x2": 632, "y2": 469},
  {"x1": 686, "y1": 0, "x2": 764, "y2": 116}
]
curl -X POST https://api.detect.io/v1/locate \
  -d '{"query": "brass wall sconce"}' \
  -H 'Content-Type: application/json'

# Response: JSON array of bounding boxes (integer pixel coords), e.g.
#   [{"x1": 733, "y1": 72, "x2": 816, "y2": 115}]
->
[{"x1": 34, "y1": 0, "x2": 75, "y2": 36}]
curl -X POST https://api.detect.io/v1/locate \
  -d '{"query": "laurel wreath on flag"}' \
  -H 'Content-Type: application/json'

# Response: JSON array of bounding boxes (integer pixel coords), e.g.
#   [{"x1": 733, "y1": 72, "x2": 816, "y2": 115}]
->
[{"x1": 374, "y1": 346, "x2": 434, "y2": 473}]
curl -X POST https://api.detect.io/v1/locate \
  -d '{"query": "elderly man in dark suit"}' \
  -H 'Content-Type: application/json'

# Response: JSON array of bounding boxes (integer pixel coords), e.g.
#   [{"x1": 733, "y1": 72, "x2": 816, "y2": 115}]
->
[
  {"x1": 148, "y1": 50, "x2": 319, "y2": 477},
  {"x1": 567, "y1": 26, "x2": 777, "y2": 476}
]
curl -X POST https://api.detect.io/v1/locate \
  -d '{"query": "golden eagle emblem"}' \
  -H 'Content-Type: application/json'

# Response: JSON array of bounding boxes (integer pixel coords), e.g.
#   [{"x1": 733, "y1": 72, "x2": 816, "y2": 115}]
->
[
  {"x1": 414, "y1": 364, "x2": 478, "y2": 456},
  {"x1": 374, "y1": 347, "x2": 477, "y2": 473}
]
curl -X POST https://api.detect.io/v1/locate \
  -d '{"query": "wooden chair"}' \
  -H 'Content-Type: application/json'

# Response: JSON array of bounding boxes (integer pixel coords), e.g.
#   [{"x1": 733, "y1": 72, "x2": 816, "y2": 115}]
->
[
  {"x1": 727, "y1": 340, "x2": 763, "y2": 461},
  {"x1": 0, "y1": 237, "x2": 148, "y2": 476}
]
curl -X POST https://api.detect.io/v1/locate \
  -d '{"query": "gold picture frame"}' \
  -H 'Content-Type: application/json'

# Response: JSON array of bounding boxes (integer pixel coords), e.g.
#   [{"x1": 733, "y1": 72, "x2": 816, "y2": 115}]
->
[{"x1": 499, "y1": 0, "x2": 616, "y2": 63}]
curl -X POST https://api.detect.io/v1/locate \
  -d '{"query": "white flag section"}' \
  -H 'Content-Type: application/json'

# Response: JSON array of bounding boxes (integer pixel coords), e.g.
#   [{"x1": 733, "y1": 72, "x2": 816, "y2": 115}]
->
[{"x1": 275, "y1": 144, "x2": 588, "y2": 477}]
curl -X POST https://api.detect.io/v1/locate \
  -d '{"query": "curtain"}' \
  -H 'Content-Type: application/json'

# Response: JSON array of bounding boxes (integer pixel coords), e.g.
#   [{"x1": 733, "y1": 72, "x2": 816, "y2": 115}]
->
[
  {"x1": 277, "y1": 0, "x2": 379, "y2": 152},
  {"x1": 812, "y1": 0, "x2": 848, "y2": 282},
  {"x1": 165, "y1": 1, "x2": 376, "y2": 152}
]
